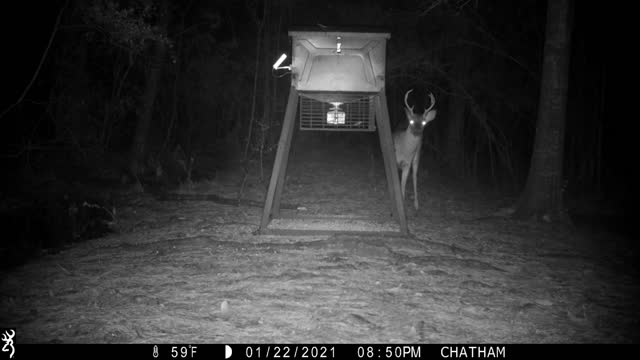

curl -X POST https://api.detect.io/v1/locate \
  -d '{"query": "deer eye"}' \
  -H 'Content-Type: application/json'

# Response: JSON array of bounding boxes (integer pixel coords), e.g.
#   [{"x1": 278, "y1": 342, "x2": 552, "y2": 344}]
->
[{"x1": 422, "y1": 121, "x2": 427, "y2": 126}]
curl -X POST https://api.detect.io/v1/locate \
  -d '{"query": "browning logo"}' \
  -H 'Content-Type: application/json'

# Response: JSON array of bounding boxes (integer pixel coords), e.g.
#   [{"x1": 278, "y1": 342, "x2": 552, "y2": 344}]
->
[{"x1": 1, "y1": 329, "x2": 15, "y2": 359}]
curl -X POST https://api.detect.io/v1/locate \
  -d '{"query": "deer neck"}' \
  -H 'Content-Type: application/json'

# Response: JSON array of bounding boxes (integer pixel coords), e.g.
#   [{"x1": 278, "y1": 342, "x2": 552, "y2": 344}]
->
[{"x1": 395, "y1": 129, "x2": 423, "y2": 149}]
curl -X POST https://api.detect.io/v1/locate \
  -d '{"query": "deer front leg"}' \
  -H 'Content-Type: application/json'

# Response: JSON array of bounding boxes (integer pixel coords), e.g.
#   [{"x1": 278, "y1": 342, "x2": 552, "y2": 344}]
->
[
  {"x1": 411, "y1": 152, "x2": 420, "y2": 210},
  {"x1": 400, "y1": 164, "x2": 410, "y2": 202}
]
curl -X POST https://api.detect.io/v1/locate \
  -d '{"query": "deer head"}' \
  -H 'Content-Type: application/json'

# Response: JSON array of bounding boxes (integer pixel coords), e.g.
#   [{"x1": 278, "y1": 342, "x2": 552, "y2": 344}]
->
[{"x1": 404, "y1": 89, "x2": 437, "y2": 136}]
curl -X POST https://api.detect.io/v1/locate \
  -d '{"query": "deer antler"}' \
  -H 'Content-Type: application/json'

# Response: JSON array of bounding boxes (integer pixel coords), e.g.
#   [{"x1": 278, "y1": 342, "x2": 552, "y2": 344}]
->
[
  {"x1": 425, "y1": 93, "x2": 436, "y2": 113},
  {"x1": 404, "y1": 89, "x2": 415, "y2": 114}
]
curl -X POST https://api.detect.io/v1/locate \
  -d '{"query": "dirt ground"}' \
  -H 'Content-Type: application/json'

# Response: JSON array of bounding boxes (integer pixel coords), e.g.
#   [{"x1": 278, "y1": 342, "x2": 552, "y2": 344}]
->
[{"x1": 1, "y1": 143, "x2": 639, "y2": 344}]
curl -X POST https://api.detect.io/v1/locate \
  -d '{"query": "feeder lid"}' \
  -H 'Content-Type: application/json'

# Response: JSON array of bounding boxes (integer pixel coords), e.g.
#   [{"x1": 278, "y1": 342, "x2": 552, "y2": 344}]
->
[
  {"x1": 288, "y1": 25, "x2": 391, "y2": 38},
  {"x1": 288, "y1": 26, "x2": 390, "y2": 93}
]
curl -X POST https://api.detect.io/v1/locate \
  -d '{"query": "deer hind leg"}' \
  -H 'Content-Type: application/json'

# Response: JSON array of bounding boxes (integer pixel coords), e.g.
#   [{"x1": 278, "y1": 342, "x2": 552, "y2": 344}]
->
[{"x1": 411, "y1": 152, "x2": 420, "y2": 210}]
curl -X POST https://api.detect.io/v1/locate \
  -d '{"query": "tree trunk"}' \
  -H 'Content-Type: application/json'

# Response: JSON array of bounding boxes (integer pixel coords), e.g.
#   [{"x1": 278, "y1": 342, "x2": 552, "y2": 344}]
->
[
  {"x1": 445, "y1": 13, "x2": 470, "y2": 179},
  {"x1": 446, "y1": 91, "x2": 466, "y2": 178},
  {"x1": 515, "y1": 0, "x2": 573, "y2": 221},
  {"x1": 129, "y1": 0, "x2": 169, "y2": 180},
  {"x1": 259, "y1": 0, "x2": 273, "y2": 179}
]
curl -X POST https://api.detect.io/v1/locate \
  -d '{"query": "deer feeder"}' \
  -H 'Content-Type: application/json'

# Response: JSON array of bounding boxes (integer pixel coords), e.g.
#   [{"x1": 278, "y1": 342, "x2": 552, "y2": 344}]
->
[{"x1": 259, "y1": 29, "x2": 408, "y2": 235}]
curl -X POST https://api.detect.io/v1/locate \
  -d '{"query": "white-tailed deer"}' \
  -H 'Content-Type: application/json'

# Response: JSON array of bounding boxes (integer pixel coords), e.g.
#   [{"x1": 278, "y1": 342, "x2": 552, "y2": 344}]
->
[{"x1": 393, "y1": 89, "x2": 437, "y2": 210}]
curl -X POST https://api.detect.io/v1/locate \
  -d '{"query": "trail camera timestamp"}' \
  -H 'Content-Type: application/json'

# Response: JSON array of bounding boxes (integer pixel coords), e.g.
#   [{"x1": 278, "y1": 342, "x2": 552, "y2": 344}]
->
[
  {"x1": 244, "y1": 345, "x2": 336, "y2": 358},
  {"x1": 357, "y1": 346, "x2": 421, "y2": 359}
]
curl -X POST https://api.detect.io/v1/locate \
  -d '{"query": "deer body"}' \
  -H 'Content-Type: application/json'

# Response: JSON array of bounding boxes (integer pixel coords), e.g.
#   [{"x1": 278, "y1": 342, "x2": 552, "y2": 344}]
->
[{"x1": 393, "y1": 89, "x2": 437, "y2": 210}]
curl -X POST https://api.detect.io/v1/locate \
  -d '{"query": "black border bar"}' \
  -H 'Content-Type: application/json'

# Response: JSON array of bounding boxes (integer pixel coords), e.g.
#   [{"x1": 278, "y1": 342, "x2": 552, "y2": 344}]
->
[{"x1": 12, "y1": 343, "x2": 635, "y2": 360}]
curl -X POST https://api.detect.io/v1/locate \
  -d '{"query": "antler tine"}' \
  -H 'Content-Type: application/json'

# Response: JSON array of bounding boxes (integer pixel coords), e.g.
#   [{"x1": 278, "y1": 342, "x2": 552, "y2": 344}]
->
[
  {"x1": 425, "y1": 93, "x2": 436, "y2": 113},
  {"x1": 404, "y1": 89, "x2": 415, "y2": 114}
]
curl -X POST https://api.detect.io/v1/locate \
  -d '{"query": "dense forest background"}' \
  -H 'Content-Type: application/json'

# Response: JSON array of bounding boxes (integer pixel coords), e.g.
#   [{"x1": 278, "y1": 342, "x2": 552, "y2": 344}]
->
[{"x1": 0, "y1": 0, "x2": 630, "y2": 227}]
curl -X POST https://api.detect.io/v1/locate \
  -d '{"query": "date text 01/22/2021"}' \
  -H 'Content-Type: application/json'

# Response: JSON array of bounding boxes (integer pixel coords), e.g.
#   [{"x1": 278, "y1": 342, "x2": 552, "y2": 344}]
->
[{"x1": 244, "y1": 345, "x2": 335, "y2": 358}]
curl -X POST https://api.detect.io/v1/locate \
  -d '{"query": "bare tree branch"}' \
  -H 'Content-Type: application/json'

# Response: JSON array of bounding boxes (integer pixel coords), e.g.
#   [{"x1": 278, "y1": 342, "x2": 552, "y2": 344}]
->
[
  {"x1": 459, "y1": 39, "x2": 535, "y2": 79},
  {"x1": 0, "y1": 0, "x2": 69, "y2": 121}
]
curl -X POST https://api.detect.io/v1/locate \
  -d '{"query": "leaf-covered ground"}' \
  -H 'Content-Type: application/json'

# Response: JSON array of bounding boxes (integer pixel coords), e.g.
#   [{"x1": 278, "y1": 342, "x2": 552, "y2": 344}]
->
[{"x1": 1, "y1": 143, "x2": 638, "y2": 343}]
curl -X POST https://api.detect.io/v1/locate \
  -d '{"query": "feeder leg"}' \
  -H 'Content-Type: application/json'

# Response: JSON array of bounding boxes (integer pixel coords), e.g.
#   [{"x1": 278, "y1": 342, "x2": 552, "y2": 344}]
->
[
  {"x1": 260, "y1": 87, "x2": 298, "y2": 232},
  {"x1": 272, "y1": 90, "x2": 298, "y2": 217},
  {"x1": 375, "y1": 92, "x2": 409, "y2": 235}
]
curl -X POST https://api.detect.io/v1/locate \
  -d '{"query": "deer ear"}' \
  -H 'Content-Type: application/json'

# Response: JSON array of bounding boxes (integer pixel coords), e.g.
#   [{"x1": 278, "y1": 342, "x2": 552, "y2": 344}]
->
[{"x1": 424, "y1": 109, "x2": 437, "y2": 123}]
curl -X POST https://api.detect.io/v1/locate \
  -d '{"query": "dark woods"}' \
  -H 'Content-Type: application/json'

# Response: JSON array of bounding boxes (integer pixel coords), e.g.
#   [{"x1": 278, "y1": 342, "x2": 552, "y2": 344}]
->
[{"x1": 0, "y1": 1, "x2": 624, "y2": 258}]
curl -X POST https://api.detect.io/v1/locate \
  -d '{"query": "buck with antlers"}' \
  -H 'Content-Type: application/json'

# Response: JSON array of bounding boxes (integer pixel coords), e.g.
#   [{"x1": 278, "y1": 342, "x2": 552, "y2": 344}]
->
[{"x1": 393, "y1": 89, "x2": 437, "y2": 210}]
